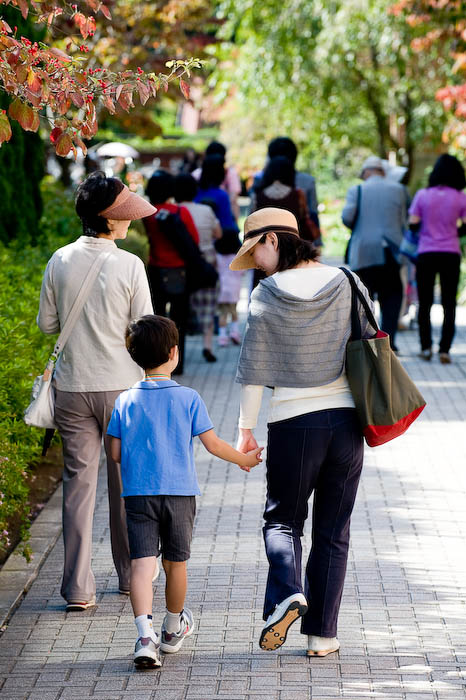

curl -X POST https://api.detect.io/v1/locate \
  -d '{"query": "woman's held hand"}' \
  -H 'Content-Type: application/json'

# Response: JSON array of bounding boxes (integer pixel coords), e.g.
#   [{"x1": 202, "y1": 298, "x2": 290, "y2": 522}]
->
[{"x1": 236, "y1": 428, "x2": 258, "y2": 453}]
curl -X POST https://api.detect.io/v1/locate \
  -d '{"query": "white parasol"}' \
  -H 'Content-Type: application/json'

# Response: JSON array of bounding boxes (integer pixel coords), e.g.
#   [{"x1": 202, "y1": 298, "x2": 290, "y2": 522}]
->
[{"x1": 96, "y1": 142, "x2": 139, "y2": 159}]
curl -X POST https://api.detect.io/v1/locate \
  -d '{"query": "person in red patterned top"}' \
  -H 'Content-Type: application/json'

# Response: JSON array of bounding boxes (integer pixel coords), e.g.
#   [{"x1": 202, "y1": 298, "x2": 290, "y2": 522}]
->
[{"x1": 143, "y1": 170, "x2": 199, "y2": 374}]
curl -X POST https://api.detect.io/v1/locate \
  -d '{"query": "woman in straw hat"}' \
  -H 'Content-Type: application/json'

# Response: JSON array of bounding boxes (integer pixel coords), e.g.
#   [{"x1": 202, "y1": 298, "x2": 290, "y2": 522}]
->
[
  {"x1": 232, "y1": 208, "x2": 374, "y2": 656},
  {"x1": 37, "y1": 171, "x2": 156, "y2": 611}
]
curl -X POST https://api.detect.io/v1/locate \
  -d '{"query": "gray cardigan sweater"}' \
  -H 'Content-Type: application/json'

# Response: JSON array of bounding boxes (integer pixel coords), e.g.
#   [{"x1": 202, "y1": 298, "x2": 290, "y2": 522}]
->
[{"x1": 236, "y1": 270, "x2": 374, "y2": 388}]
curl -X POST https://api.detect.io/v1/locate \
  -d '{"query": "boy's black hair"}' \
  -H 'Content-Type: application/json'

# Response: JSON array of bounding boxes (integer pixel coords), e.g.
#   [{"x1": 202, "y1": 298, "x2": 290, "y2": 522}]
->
[
  {"x1": 125, "y1": 315, "x2": 179, "y2": 370},
  {"x1": 257, "y1": 232, "x2": 318, "y2": 272},
  {"x1": 173, "y1": 174, "x2": 198, "y2": 203},
  {"x1": 428, "y1": 154, "x2": 466, "y2": 191},
  {"x1": 145, "y1": 170, "x2": 175, "y2": 204},
  {"x1": 267, "y1": 137, "x2": 298, "y2": 165},
  {"x1": 75, "y1": 171, "x2": 124, "y2": 237},
  {"x1": 259, "y1": 156, "x2": 295, "y2": 189},
  {"x1": 200, "y1": 155, "x2": 225, "y2": 189}
]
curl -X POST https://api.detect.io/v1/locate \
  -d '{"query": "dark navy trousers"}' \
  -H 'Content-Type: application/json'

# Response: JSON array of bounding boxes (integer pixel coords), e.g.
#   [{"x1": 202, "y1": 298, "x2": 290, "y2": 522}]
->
[{"x1": 263, "y1": 408, "x2": 364, "y2": 638}]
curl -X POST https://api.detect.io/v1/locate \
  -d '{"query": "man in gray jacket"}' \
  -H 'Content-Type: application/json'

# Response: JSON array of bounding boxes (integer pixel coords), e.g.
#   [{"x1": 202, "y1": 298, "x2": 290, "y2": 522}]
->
[{"x1": 342, "y1": 155, "x2": 407, "y2": 351}]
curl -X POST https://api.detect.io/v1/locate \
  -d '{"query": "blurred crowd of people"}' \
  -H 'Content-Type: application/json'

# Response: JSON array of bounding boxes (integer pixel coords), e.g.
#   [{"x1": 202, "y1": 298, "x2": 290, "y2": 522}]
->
[
  {"x1": 87, "y1": 137, "x2": 466, "y2": 372},
  {"x1": 135, "y1": 137, "x2": 325, "y2": 372}
]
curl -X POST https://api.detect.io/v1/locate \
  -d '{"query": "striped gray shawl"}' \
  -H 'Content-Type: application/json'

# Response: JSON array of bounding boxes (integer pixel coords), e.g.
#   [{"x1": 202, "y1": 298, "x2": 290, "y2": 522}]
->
[{"x1": 236, "y1": 270, "x2": 373, "y2": 388}]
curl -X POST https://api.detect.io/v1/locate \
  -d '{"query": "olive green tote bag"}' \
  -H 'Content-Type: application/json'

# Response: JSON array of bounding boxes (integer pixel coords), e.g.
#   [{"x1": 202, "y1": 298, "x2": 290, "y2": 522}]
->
[{"x1": 341, "y1": 267, "x2": 426, "y2": 447}]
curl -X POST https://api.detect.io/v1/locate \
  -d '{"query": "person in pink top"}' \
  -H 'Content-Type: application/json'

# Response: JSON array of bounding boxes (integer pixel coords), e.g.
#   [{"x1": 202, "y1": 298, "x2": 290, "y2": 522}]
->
[{"x1": 409, "y1": 154, "x2": 466, "y2": 363}]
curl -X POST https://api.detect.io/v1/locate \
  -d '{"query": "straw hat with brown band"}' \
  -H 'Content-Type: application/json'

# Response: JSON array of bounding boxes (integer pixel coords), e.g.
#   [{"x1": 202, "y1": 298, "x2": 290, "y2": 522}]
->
[{"x1": 229, "y1": 207, "x2": 300, "y2": 271}]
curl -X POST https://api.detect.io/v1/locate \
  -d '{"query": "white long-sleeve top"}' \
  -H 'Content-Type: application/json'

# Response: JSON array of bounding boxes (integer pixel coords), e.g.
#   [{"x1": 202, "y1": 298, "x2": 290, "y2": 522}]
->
[
  {"x1": 37, "y1": 235, "x2": 153, "y2": 392},
  {"x1": 239, "y1": 266, "x2": 355, "y2": 429}
]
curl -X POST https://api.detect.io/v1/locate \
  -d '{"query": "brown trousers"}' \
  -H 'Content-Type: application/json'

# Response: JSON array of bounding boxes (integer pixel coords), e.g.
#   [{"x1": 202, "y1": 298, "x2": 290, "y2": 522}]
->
[{"x1": 55, "y1": 390, "x2": 130, "y2": 603}]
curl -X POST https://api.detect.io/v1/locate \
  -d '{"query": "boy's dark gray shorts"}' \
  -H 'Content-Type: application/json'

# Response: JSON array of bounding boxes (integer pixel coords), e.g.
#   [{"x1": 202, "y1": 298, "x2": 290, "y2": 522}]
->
[{"x1": 124, "y1": 495, "x2": 196, "y2": 561}]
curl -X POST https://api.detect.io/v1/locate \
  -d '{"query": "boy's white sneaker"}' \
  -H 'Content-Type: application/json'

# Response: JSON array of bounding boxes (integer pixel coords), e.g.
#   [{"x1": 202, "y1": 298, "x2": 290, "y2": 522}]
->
[
  {"x1": 160, "y1": 608, "x2": 195, "y2": 653},
  {"x1": 307, "y1": 635, "x2": 340, "y2": 657},
  {"x1": 134, "y1": 635, "x2": 162, "y2": 668},
  {"x1": 259, "y1": 593, "x2": 308, "y2": 651}
]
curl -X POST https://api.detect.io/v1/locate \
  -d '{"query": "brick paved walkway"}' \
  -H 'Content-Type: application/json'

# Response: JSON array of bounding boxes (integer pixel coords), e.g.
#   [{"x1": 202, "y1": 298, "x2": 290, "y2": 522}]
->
[{"x1": 1, "y1": 282, "x2": 466, "y2": 699}]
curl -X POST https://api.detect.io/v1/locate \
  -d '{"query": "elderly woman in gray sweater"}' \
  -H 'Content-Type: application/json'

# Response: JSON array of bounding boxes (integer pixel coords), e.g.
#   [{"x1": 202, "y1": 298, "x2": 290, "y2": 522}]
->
[
  {"x1": 231, "y1": 208, "x2": 374, "y2": 657},
  {"x1": 37, "y1": 172, "x2": 155, "y2": 611}
]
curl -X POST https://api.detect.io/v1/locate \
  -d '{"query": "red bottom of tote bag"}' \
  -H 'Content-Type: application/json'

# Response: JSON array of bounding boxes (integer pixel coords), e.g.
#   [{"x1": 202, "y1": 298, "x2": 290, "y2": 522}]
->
[
  {"x1": 364, "y1": 404, "x2": 425, "y2": 447},
  {"x1": 340, "y1": 267, "x2": 426, "y2": 449}
]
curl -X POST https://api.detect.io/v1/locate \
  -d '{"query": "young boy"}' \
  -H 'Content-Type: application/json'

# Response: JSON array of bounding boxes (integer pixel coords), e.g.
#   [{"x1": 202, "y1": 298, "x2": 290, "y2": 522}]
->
[{"x1": 107, "y1": 315, "x2": 263, "y2": 668}]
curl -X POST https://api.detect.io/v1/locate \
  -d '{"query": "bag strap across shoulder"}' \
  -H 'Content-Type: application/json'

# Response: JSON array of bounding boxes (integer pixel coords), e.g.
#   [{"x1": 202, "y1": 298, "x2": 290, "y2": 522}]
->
[
  {"x1": 340, "y1": 267, "x2": 379, "y2": 340},
  {"x1": 51, "y1": 250, "x2": 111, "y2": 359}
]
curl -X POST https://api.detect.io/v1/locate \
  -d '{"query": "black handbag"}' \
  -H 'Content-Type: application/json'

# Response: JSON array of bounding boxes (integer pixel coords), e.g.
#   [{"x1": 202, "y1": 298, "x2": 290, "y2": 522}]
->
[
  {"x1": 214, "y1": 227, "x2": 241, "y2": 255},
  {"x1": 156, "y1": 208, "x2": 218, "y2": 292},
  {"x1": 158, "y1": 267, "x2": 187, "y2": 295}
]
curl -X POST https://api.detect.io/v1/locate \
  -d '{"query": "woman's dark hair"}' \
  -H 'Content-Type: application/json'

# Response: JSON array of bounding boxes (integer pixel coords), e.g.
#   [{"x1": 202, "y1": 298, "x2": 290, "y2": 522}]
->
[
  {"x1": 125, "y1": 314, "x2": 179, "y2": 370},
  {"x1": 260, "y1": 156, "x2": 296, "y2": 189},
  {"x1": 145, "y1": 170, "x2": 174, "y2": 204},
  {"x1": 428, "y1": 154, "x2": 466, "y2": 191},
  {"x1": 257, "y1": 232, "x2": 318, "y2": 272},
  {"x1": 205, "y1": 141, "x2": 226, "y2": 159},
  {"x1": 75, "y1": 171, "x2": 124, "y2": 237},
  {"x1": 268, "y1": 137, "x2": 298, "y2": 164},
  {"x1": 200, "y1": 155, "x2": 225, "y2": 189},
  {"x1": 173, "y1": 174, "x2": 198, "y2": 203}
]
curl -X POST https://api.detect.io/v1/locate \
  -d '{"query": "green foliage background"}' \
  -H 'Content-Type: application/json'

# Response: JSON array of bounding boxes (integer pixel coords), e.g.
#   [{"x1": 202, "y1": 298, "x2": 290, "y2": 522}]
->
[
  {"x1": 0, "y1": 179, "x2": 81, "y2": 558},
  {"x1": 0, "y1": 7, "x2": 45, "y2": 246},
  {"x1": 211, "y1": 0, "x2": 449, "y2": 184}
]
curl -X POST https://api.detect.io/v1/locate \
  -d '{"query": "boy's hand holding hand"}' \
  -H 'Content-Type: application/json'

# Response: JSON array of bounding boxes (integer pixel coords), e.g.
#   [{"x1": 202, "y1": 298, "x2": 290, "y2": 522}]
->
[
  {"x1": 199, "y1": 429, "x2": 263, "y2": 474},
  {"x1": 239, "y1": 447, "x2": 264, "y2": 472}
]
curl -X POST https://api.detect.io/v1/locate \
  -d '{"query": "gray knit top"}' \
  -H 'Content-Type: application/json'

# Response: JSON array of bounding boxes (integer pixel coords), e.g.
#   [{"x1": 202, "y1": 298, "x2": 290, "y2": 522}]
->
[{"x1": 236, "y1": 269, "x2": 374, "y2": 388}]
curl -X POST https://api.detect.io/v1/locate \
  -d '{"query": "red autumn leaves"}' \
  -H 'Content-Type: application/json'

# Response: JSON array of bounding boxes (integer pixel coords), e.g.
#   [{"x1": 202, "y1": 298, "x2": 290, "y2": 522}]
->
[{"x1": 0, "y1": 1, "x2": 200, "y2": 156}]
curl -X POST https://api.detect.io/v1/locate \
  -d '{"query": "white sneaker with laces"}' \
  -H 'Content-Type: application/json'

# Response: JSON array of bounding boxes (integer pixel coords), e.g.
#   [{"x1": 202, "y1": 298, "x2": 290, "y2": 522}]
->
[
  {"x1": 259, "y1": 593, "x2": 308, "y2": 651},
  {"x1": 307, "y1": 635, "x2": 340, "y2": 657}
]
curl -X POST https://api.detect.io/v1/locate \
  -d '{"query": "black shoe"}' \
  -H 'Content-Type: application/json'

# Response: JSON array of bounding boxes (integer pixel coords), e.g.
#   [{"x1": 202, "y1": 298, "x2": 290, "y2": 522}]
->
[{"x1": 202, "y1": 348, "x2": 217, "y2": 363}]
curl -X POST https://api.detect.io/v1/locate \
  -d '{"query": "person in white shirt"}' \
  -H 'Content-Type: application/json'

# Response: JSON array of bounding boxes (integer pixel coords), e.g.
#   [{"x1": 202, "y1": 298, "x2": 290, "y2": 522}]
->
[{"x1": 37, "y1": 172, "x2": 155, "y2": 610}]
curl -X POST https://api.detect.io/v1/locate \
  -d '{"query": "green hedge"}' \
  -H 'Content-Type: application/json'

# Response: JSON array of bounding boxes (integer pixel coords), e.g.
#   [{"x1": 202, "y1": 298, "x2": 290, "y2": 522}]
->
[{"x1": 0, "y1": 178, "x2": 80, "y2": 559}]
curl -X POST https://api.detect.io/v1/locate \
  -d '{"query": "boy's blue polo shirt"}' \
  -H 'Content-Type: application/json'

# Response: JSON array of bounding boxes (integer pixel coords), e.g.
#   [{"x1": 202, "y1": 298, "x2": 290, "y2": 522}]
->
[{"x1": 107, "y1": 379, "x2": 213, "y2": 497}]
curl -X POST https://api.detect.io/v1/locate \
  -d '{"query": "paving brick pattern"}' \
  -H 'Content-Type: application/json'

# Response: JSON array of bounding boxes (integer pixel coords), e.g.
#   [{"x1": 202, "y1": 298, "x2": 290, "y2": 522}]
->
[{"x1": 1, "y1": 287, "x2": 466, "y2": 698}]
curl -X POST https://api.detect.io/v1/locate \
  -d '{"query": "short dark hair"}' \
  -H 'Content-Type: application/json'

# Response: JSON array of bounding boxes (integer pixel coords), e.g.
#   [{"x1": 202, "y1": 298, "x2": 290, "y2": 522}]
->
[
  {"x1": 257, "y1": 232, "x2": 318, "y2": 272},
  {"x1": 75, "y1": 171, "x2": 124, "y2": 237},
  {"x1": 260, "y1": 156, "x2": 295, "y2": 189},
  {"x1": 268, "y1": 137, "x2": 298, "y2": 164},
  {"x1": 125, "y1": 315, "x2": 179, "y2": 370},
  {"x1": 428, "y1": 154, "x2": 466, "y2": 191},
  {"x1": 200, "y1": 155, "x2": 225, "y2": 189},
  {"x1": 173, "y1": 174, "x2": 198, "y2": 203},
  {"x1": 145, "y1": 170, "x2": 174, "y2": 204},
  {"x1": 205, "y1": 141, "x2": 226, "y2": 159}
]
